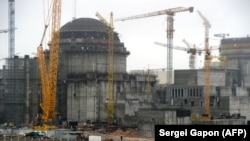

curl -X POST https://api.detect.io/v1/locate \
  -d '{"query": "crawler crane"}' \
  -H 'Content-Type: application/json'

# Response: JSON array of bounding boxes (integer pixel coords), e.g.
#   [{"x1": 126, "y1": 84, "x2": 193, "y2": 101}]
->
[{"x1": 35, "y1": 0, "x2": 61, "y2": 130}]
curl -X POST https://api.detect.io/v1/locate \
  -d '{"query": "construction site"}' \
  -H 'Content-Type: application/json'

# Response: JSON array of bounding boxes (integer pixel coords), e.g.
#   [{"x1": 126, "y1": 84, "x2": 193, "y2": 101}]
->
[{"x1": 0, "y1": 0, "x2": 250, "y2": 141}]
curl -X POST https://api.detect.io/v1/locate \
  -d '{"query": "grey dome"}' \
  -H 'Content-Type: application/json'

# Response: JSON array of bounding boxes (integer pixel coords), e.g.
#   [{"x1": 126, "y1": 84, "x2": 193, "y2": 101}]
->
[
  {"x1": 60, "y1": 18, "x2": 120, "y2": 41},
  {"x1": 60, "y1": 18, "x2": 108, "y2": 32}
]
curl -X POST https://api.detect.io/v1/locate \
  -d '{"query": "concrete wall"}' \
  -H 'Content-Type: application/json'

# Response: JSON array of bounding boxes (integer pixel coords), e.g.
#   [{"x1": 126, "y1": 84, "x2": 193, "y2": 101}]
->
[
  {"x1": 174, "y1": 70, "x2": 197, "y2": 86},
  {"x1": 66, "y1": 74, "x2": 157, "y2": 124},
  {"x1": 136, "y1": 109, "x2": 191, "y2": 137},
  {"x1": 235, "y1": 87, "x2": 248, "y2": 96},
  {"x1": 192, "y1": 119, "x2": 246, "y2": 125},
  {"x1": 226, "y1": 59, "x2": 238, "y2": 70},
  {"x1": 166, "y1": 85, "x2": 250, "y2": 121},
  {"x1": 175, "y1": 69, "x2": 228, "y2": 86},
  {"x1": 243, "y1": 76, "x2": 250, "y2": 87},
  {"x1": 67, "y1": 81, "x2": 107, "y2": 122},
  {"x1": 0, "y1": 70, "x2": 4, "y2": 122},
  {"x1": 229, "y1": 97, "x2": 250, "y2": 122},
  {"x1": 62, "y1": 52, "x2": 127, "y2": 75},
  {"x1": 219, "y1": 86, "x2": 232, "y2": 96},
  {"x1": 2, "y1": 56, "x2": 39, "y2": 125},
  {"x1": 197, "y1": 70, "x2": 226, "y2": 86}
]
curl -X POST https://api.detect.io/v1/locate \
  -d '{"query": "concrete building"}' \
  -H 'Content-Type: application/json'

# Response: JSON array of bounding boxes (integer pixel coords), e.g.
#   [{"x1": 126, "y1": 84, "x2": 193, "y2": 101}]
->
[
  {"x1": 2, "y1": 55, "x2": 39, "y2": 125},
  {"x1": 57, "y1": 18, "x2": 158, "y2": 124},
  {"x1": 0, "y1": 16, "x2": 249, "y2": 139},
  {"x1": 57, "y1": 18, "x2": 129, "y2": 122},
  {"x1": 0, "y1": 18, "x2": 158, "y2": 126},
  {"x1": 166, "y1": 37, "x2": 250, "y2": 124},
  {"x1": 0, "y1": 69, "x2": 4, "y2": 122}
]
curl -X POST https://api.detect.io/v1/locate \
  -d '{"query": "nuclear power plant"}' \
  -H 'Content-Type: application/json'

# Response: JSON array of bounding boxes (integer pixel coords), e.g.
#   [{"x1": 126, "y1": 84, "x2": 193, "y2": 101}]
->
[
  {"x1": 1, "y1": 17, "x2": 250, "y2": 138},
  {"x1": 0, "y1": 0, "x2": 250, "y2": 140}
]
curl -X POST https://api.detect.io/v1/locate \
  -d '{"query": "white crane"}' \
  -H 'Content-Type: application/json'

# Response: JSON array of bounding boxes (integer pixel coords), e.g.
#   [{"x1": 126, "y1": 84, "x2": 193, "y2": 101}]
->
[
  {"x1": 8, "y1": 0, "x2": 15, "y2": 58},
  {"x1": 115, "y1": 7, "x2": 194, "y2": 84},
  {"x1": 155, "y1": 40, "x2": 211, "y2": 69},
  {"x1": 182, "y1": 39, "x2": 198, "y2": 69}
]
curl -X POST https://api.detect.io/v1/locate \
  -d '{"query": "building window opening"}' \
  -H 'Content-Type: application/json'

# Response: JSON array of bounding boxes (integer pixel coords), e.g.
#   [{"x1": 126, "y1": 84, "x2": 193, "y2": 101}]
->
[
  {"x1": 191, "y1": 101, "x2": 194, "y2": 107},
  {"x1": 184, "y1": 99, "x2": 187, "y2": 104}
]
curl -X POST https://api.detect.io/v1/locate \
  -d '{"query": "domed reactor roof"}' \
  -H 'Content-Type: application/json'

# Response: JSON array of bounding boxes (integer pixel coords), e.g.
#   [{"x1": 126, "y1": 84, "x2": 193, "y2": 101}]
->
[
  {"x1": 58, "y1": 17, "x2": 130, "y2": 78},
  {"x1": 61, "y1": 18, "x2": 108, "y2": 32},
  {"x1": 60, "y1": 18, "x2": 120, "y2": 41}
]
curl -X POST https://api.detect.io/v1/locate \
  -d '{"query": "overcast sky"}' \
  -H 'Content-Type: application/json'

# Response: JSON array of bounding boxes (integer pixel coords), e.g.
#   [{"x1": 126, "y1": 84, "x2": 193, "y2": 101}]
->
[{"x1": 0, "y1": 0, "x2": 250, "y2": 71}]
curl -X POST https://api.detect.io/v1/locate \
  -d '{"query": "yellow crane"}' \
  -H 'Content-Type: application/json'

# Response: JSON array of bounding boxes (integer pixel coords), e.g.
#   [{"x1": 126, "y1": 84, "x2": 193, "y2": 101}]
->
[
  {"x1": 96, "y1": 12, "x2": 115, "y2": 123},
  {"x1": 197, "y1": 10, "x2": 211, "y2": 119},
  {"x1": 35, "y1": 0, "x2": 61, "y2": 130},
  {"x1": 115, "y1": 7, "x2": 193, "y2": 84}
]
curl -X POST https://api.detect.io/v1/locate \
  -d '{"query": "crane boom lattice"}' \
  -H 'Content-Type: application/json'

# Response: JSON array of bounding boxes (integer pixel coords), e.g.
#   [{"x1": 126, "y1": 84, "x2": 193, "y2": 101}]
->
[
  {"x1": 96, "y1": 12, "x2": 115, "y2": 123},
  {"x1": 8, "y1": 0, "x2": 15, "y2": 58},
  {"x1": 115, "y1": 7, "x2": 193, "y2": 84},
  {"x1": 197, "y1": 10, "x2": 211, "y2": 118},
  {"x1": 36, "y1": 0, "x2": 61, "y2": 130}
]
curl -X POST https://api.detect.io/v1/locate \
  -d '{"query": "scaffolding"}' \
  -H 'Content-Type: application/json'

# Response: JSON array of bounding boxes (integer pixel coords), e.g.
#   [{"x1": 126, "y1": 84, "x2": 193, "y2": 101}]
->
[{"x1": 3, "y1": 55, "x2": 39, "y2": 125}]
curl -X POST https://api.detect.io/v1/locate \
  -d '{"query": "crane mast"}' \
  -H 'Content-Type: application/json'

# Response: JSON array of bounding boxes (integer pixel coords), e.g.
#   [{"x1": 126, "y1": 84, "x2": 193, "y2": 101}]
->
[
  {"x1": 96, "y1": 12, "x2": 115, "y2": 123},
  {"x1": 115, "y1": 7, "x2": 193, "y2": 84},
  {"x1": 8, "y1": 0, "x2": 15, "y2": 58},
  {"x1": 197, "y1": 10, "x2": 211, "y2": 118},
  {"x1": 182, "y1": 39, "x2": 197, "y2": 69},
  {"x1": 37, "y1": 0, "x2": 61, "y2": 127}
]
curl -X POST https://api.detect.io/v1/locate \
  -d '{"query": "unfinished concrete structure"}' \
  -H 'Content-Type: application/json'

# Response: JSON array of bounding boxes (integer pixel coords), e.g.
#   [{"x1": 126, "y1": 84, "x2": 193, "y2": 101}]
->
[
  {"x1": 1, "y1": 55, "x2": 39, "y2": 124},
  {"x1": 57, "y1": 18, "x2": 158, "y2": 123},
  {"x1": 165, "y1": 37, "x2": 250, "y2": 124},
  {"x1": 0, "y1": 17, "x2": 249, "y2": 139},
  {"x1": 0, "y1": 18, "x2": 158, "y2": 126}
]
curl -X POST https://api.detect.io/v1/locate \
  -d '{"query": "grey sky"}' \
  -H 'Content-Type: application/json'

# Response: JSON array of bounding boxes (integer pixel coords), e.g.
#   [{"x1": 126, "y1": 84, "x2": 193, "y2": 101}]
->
[{"x1": 0, "y1": 0, "x2": 250, "y2": 70}]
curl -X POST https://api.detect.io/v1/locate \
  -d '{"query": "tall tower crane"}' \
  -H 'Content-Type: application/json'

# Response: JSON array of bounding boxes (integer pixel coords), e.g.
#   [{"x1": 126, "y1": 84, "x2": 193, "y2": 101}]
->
[
  {"x1": 36, "y1": 0, "x2": 61, "y2": 130},
  {"x1": 115, "y1": 7, "x2": 194, "y2": 84},
  {"x1": 154, "y1": 41, "x2": 197, "y2": 69},
  {"x1": 155, "y1": 41, "x2": 219, "y2": 70},
  {"x1": 197, "y1": 10, "x2": 211, "y2": 118},
  {"x1": 96, "y1": 12, "x2": 115, "y2": 123},
  {"x1": 182, "y1": 39, "x2": 197, "y2": 69},
  {"x1": 8, "y1": 0, "x2": 15, "y2": 58}
]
